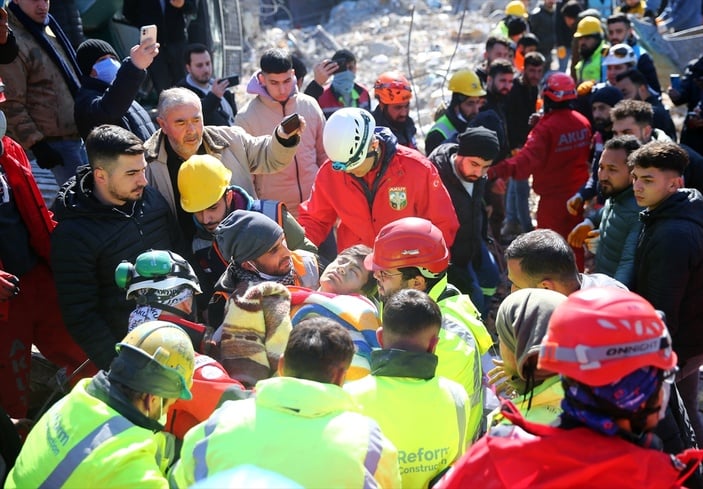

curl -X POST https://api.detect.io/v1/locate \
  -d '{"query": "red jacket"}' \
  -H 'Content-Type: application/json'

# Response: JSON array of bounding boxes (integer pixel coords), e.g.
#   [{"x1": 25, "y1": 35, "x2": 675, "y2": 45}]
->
[
  {"x1": 298, "y1": 129, "x2": 459, "y2": 252},
  {"x1": 439, "y1": 401, "x2": 703, "y2": 489},
  {"x1": 488, "y1": 109, "x2": 591, "y2": 197},
  {"x1": 0, "y1": 136, "x2": 55, "y2": 262}
]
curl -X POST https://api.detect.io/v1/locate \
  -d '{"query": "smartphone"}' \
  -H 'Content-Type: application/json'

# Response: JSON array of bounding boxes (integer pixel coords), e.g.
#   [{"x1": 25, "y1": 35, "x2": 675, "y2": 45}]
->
[
  {"x1": 280, "y1": 113, "x2": 300, "y2": 134},
  {"x1": 140, "y1": 24, "x2": 157, "y2": 43},
  {"x1": 221, "y1": 75, "x2": 239, "y2": 86},
  {"x1": 670, "y1": 73, "x2": 681, "y2": 91}
]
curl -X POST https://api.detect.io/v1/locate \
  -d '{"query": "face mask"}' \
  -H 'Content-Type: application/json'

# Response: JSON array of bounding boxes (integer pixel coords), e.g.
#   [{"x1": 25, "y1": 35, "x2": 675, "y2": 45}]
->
[
  {"x1": 93, "y1": 57, "x2": 121, "y2": 85},
  {"x1": 332, "y1": 70, "x2": 356, "y2": 96}
]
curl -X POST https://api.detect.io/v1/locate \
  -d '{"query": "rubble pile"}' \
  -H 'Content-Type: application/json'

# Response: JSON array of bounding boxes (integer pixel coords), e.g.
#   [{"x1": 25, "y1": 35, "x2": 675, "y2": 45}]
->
[{"x1": 238, "y1": 0, "x2": 510, "y2": 150}]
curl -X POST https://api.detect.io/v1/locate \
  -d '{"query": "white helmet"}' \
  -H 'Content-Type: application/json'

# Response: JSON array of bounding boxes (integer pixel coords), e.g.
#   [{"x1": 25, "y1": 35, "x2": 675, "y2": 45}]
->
[
  {"x1": 323, "y1": 107, "x2": 376, "y2": 172},
  {"x1": 602, "y1": 43, "x2": 636, "y2": 66}
]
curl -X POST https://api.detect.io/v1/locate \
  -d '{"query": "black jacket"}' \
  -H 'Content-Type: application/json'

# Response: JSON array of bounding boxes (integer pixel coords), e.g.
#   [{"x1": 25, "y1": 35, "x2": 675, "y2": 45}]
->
[
  {"x1": 634, "y1": 188, "x2": 703, "y2": 365},
  {"x1": 430, "y1": 142, "x2": 487, "y2": 268},
  {"x1": 372, "y1": 105, "x2": 417, "y2": 149},
  {"x1": 74, "y1": 60, "x2": 155, "y2": 141},
  {"x1": 176, "y1": 78, "x2": 237, "y2": 126},
  {"x1": 50, "y1": 166, "x2": 178, "y2": 370},
  {"x1": 122, "y1": 0, "x2": 196, "y2": 43}
]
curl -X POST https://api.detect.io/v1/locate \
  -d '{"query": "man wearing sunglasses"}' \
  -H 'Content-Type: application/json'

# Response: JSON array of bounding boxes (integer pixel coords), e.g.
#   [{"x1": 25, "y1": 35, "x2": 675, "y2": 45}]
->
[{"x1": 298, "y1": 107, "x2": 459, "y2": 255}]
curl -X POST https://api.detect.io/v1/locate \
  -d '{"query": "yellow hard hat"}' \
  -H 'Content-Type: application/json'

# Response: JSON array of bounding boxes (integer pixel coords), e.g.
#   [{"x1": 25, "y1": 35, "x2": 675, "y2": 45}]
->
[
  {"x1": 110, "y1": 320, "x2": 195, "y2": 400},
  {"x1": 573, "y1": 16, "x2": 604, "y2": 38},
  {"x1": 448, "y1": 70, "x2": 486, "y2": 97},
  {"x1": 178, "y1": 154, "x2": 232, "y2": 213},
  {"x1": 505, "y1": 0, "x2": 528, "y2": 18}
]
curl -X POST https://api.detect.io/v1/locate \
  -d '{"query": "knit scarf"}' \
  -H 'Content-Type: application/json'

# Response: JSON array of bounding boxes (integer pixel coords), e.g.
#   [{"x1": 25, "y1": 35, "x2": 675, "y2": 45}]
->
[{"x1": 9, "y1": 2, "x2": 81, "y2": 97}]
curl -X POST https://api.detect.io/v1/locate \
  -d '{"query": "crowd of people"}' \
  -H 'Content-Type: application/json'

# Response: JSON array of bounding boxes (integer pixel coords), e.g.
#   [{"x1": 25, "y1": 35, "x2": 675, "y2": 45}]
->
[{"x1": 1, "y1": 0, "x2": 703, "y2": 487}]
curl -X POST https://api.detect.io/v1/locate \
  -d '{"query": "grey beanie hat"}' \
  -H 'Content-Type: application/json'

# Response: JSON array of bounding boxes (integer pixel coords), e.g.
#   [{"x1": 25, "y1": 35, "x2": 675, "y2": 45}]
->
[
  {"x1": 215, "y1": 210, "x2": 283, "y2": 263},
  {"x1": 495, "y1": 288, "x2": 567, "y2": 380}
]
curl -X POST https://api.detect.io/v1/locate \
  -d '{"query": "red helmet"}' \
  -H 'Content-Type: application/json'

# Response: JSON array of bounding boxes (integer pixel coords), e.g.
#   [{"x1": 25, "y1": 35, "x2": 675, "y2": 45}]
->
[
  {"x1": 538, "y1": 287, "x2": 677, "y2": 387},
  {"x1": 374, "y1": 72, "x2": 412, "y2": 105},
  {"x1": 542, "y1": 73, "x2": 577, "y2": 102},
  {"x1": 364, "y1": 217, "x2": 448, "y2": 278}
]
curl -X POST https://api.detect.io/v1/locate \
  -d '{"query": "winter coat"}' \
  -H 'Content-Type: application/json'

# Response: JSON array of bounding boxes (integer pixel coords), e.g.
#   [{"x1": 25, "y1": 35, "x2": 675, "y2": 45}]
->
[
  {"x1": 234, "y1": 73, "x2": 327, "y2": 217},
  {"x1": 488, "y1": 108, "x2": 591, "y2": 198},
  {"x1": 634, "y1": 188, "x2": 703, "y2": 365},
  {"x1": 50, "y1": 166, "x2": 178, "y2": 370},
  {"x1": 122, "y1": 0, "x2": 196, "y2": 43},
  {"x1": 0, "y1": 9, "x2": 80, "y2": 149},
  {"x1": 144, "y1": 125, "x2": 298, "y2": 218},
  {"x1": 371, "y1": 105, "x2": 418, "y2": 150},
  {"x1": 176, "y1": 78, "x2": 238, "y2": 127},
  {"x1": 431, "y1": 142, "x2": 486, "y2": 267},
  {"x1": 591, "y1": 186, "x2": 642, "y2": 288},
  {"x1": 298, "y1": 128, "x2": 459, "y2": 252},
  {"x1": 74, "y1": 60, "x2": 155, "y2": 142},
  {"x1": 0, "y1": 136, "x2": 54, "y2": 262},
  {"x1": 529, "y1": 5, "x2": 556, "y2": 63}
]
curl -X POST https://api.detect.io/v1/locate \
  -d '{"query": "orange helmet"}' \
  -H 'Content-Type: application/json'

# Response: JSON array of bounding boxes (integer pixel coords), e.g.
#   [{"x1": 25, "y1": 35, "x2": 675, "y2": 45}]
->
[
  {"x1": 364, "y1": 217, "x2": 448, "y2": 278},
  {"x1": 539, "y1": 287, "x2": 677, "y2": 387},
  {"x1": 542, "y1": 72, "x2": 577, "y2": 102},
  {"x1": 374, "y1": 71, "x2": 412, "y2": 105}
]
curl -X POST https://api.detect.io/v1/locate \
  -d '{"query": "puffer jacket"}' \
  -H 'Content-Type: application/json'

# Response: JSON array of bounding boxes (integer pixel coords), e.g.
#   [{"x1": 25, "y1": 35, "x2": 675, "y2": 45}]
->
[
  {"x1": 235, "y1": 73, "x2": 326, "y2": 217},
  {"x1": 144, "y1": 125, "x2": 298, "y2": 218},
  {"x1": 591, "y1": 186, "x2": 642, "y2": 288},
  {"x1": 634, "y1": 188, "x2": 703, "y2": 365},
  {"x1": 0, "y1": 9, "x2": 80, "y2": 149},
  {"x1": 74, "y1": 60, "x2": 155, "y2": 141},
  {"x1": 51, "y1": 166, "x2": 178, "y2": 370},
  {"x1": 431, "y1": 142, "x2": 486, "y2": 267}
]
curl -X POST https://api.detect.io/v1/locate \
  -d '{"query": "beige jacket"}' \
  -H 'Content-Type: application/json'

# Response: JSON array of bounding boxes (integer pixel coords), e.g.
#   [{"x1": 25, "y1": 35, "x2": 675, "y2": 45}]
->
[
  {"x1": 235, "y1": 79, "x2": 326, "y2": 217},
  {"x1": 144, "y1": 125, "x2": 298, "y2": 217},
  {"x1": 0, "y1": 9, "x2": 80, "y2": 149}
]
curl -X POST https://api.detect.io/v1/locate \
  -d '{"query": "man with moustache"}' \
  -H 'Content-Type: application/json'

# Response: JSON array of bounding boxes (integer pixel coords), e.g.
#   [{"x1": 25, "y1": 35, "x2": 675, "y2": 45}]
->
[
  {"x1": 573, "y1": 16, "x2": 607, "y2": 84},
  {"x1": 207, "y1": 210, "x2": 321, "y2": 328},
  {"x1": 51, "y1": 125, "x2": 181, "y2": 370},
  {"x1": 568, "y1": 136, "x2": 642, "y2": 288},
  {"x1": 567, "y1": 85, "x2": 623, "y2": 216}
]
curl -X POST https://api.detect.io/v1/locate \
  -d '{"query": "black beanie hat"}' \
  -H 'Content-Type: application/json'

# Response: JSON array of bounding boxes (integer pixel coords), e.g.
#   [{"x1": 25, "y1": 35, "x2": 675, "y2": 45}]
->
[
  {"x1": 76, "y1": 39, "x2": 119, "y2": 77},
  {"x1": 590, "y1": 85, "x2": 623, "y2": 108},
  {"x1": 457, "y1": 127, "x2": 500, "y2": 161}
]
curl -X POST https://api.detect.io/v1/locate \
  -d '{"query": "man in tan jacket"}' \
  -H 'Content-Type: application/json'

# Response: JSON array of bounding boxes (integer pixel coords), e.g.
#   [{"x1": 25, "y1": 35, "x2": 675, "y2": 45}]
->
[
  {"x1": 144, "y1": 87, "x2": 301, "y2": 241},
  {"x1": 235, "y1": 48, "x2": 326, "y2": 218}
]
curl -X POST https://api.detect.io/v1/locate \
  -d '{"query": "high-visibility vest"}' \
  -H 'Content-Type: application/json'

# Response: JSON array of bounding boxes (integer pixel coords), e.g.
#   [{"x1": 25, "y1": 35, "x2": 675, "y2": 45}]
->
[{"x1": 6, "y1": 378, "x2": 171, "y2": 489}]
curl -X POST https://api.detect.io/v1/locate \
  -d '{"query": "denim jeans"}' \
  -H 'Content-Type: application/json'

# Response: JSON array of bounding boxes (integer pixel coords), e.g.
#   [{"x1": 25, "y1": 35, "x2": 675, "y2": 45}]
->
[
  {"x1": 46, "y1": 139, "x2": 88, "y2": 187},
  {"x1": 504, "y1": 177, "x2": 533, "y2": 232}
]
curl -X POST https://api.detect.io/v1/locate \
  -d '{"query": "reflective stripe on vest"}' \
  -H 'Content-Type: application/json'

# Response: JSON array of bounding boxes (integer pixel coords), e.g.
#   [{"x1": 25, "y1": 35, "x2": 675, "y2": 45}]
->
[
  {"x1": 446, "y1": 380, "x2": 468, "y2": 451},
  {"x1": 431, "y1": 114, "x2": 458, "y2": 142},
  {"x1": 40, "y1": 416, "x2": 133, "y2": 489},
  {"x1": 292, "y1": 251, "x2": 319, "y2": 288},
  {"x1": 362, "y1": 418, "x2": 385, "y2": 489},
  {"x1": 193, "y1": 407, "x2": 224, "y2": 482}
]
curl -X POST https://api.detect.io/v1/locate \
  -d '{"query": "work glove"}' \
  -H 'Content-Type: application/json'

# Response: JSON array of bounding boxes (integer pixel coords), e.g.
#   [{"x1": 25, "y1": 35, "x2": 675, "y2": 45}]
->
[
  {"x1": 0, "y1": 270, "x2": 19, "y2": 300},
  {"x1": 566, "y1": 192, "x2": 584, "y2": 216},
  {"x1": 31, "y1": 140, "x2": 64, "y2": 169},
  {"x1": 567, "y1": 220, "x2": 594, "y2": 248},
  {"x1": 584, "y1": 230, "x2": 600, "y2": 255}
]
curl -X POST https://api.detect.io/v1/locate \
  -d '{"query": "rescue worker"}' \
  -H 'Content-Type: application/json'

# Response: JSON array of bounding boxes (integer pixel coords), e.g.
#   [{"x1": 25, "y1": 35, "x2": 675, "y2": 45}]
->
[
  {"x1": 488, "y1": 73, "x2": 592, "y2": 270},
  {"x1": 439, "y1": 288, "x2": 703, "y2": 488},
  {"x1": 371, "y1": 71, "x2": 418, "y2": 149},
  {"x1": 298, "y1": 107, "x2": 459, "y2": 253},
  {"x1": 573, "y1": 16, "x2": 608, "y2": 84},
  {"x1": 487, "y1": 288, "x2": 567, "y2": 426},
  {"x1": 364, "y1": 217, "x2": 492, "y2": 440},
  {"x1": 345, "y1": 289, "x2": 472, "y2": 488},
  {"x1": 6, "y1": 321, "x2": 195, "y2": 488},
  {"x1": 208, "y1": 210, "x2": 321, "y2": 328},
  {"x1": 169, "y1": 317, "x2": 401, "y2": 488},
  {"x1": 177, "y1": 154, "x2": 317, "y2": 306},
  {"x1": 424, "y1": 70, "x2": 486, "y2": 156},
  {"x1": 115, "y1": 250, "x2": 249, "y2": 440}
]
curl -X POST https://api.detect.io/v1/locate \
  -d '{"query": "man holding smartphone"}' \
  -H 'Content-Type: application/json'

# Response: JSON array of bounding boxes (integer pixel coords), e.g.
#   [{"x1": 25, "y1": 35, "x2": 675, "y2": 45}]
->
[
  {"x1": 178, "y1": 43, "x2": 238, "y2": 126},
  {"x1": 235, "y1": 48, "x2": 327, "y2": 218}
]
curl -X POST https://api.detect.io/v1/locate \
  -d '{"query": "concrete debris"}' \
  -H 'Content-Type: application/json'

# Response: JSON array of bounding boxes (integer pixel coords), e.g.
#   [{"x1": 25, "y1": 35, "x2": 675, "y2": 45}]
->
[{"x1": 238, "y1": 0, "x2": 510, "y2": 147}]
